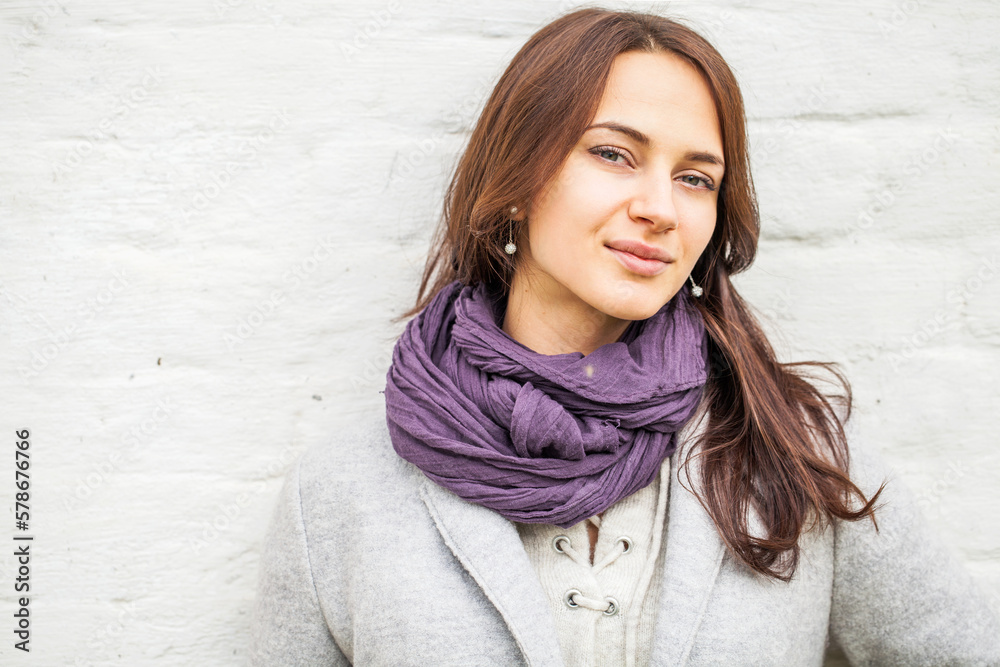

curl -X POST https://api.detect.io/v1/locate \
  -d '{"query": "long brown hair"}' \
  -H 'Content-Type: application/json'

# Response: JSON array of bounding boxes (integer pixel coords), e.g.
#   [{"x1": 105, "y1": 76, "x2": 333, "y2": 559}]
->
[{"x1": 398, "y1": 8, "x2": 882, "y2": 580}]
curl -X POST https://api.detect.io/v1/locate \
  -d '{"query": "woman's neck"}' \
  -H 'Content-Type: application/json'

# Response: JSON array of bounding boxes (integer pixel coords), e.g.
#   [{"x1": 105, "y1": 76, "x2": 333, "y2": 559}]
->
[{"x1": 501, "y1": 271, "x2": 629, "y2": 356}]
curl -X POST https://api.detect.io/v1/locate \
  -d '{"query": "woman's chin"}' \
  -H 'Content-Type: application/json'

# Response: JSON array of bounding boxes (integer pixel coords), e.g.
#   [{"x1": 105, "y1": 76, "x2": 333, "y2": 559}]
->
[
  {"x1": 592, "y1": 293, "x2": 674, "y2": 322},
  {"x1": 589, "y1": 280, "x2": 679, "y2": 321}
]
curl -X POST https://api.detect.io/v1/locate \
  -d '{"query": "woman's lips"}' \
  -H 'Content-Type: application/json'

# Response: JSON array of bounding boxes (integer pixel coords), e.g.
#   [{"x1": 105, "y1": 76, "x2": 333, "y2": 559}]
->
[{"x1": 606, "y1": 246, "x2": 669, "y2": 276}]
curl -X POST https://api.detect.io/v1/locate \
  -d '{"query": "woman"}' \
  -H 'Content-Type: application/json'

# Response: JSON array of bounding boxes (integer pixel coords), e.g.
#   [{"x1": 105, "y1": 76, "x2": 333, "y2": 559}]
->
[{"x1": 250, "y1": 8, "x2": 1000, "y2": 666}]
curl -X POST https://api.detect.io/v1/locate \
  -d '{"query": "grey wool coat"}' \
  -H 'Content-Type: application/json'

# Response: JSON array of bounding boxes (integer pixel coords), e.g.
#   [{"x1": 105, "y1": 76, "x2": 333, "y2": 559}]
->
[{"x1": 249, "y1": 407, "x2": 1000, "y2": 666}]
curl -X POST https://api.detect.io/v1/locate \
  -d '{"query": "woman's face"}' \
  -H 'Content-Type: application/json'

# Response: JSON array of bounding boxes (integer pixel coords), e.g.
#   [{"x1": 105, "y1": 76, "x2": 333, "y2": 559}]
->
[{"x1": 517, "y1": 50, "x2": 724, "y2": 323}]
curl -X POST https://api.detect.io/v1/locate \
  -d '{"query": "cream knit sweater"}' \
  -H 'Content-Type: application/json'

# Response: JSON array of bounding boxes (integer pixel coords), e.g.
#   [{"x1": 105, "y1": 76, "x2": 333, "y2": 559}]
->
[{"x1": 515, "y1": 455, "x2": 671, "y2": 667}]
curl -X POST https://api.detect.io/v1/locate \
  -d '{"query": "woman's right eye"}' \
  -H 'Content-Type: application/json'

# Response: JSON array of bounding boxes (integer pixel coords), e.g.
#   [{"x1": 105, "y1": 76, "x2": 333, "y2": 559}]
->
[{"x1": 590, "y1": 146, "x2": 630, "y2": 165}]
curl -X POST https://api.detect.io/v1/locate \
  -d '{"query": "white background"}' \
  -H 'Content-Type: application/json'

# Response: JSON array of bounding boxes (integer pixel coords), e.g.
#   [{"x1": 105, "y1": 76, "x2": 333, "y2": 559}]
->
[{"x1": 1, "y1": 0, "x2": 998, "y2": 664}]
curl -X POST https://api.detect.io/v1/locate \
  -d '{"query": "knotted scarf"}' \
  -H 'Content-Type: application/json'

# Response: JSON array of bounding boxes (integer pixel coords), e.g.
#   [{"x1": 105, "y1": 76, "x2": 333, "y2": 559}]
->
[{"x1": 383, "y1": 279, "x2": 709, "y2": 528}]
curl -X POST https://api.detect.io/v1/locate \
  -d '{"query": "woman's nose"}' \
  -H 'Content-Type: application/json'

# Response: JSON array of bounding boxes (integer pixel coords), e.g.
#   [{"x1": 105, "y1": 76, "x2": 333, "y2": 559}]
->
[{"x1": 627, "y1": 172, "x2": 678, "y2": 232}]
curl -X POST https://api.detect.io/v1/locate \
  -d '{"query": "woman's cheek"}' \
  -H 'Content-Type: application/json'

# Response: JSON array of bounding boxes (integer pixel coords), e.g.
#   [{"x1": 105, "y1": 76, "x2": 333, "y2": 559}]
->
[{"x1": 680, "y1": 199, "x2": 717, "y2": 249}]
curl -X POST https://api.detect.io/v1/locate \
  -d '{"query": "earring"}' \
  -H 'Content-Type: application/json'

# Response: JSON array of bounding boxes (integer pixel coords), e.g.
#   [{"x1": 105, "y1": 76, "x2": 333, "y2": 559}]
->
[
  {"x1": 688, "y1": 274, "x2": 704, "y2": 298},
  {"x1": 504, "y1": 206, "x2": 518, "y2": 255}
]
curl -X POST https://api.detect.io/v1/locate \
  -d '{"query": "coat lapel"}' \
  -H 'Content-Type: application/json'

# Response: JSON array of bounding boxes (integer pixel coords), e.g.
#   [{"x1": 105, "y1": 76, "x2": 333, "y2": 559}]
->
[
  {"x1": 649, "y1": 410, "x2": 726, "y2": 666},
  {"x1": 419, "y1": 478, "x2": 566, "y2": 667},
  {"x1": 418, "y1": 408, "x2": 724, "y2": 667}
]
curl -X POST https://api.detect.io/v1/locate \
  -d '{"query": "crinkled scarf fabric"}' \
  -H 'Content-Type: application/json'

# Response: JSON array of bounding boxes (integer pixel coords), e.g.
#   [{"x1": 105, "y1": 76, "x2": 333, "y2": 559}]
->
[{"x1": 384, "y1": 280, "x2": 708, "y2": 528}]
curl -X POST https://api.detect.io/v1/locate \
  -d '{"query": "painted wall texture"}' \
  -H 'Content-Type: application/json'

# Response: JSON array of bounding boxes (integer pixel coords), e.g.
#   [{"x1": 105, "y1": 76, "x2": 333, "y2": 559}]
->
[{"x1": 1, "y1": 0, "x2": 998, "y2": 663}]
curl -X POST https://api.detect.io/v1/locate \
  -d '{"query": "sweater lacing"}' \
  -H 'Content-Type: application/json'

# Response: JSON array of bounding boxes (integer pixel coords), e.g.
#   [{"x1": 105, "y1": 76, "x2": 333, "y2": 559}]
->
[{"x1": 552, "y1": 515, "x2": 634, "y2": 615}]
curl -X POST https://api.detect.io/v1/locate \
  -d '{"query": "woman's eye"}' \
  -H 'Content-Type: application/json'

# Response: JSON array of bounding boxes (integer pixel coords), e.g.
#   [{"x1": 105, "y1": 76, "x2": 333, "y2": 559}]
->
[
  {"x1": 680, "y1": 174, "x2": 715, "y2": 191},
  {"x1": 591, "y1": 146, "x2": 629, "y2": 164}
]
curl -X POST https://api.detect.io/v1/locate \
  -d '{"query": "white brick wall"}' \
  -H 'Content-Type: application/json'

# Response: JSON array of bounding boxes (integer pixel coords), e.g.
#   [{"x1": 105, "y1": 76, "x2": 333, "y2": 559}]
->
[{"x1": 1, "y1": 0, "x2": 997, "y2": 663}]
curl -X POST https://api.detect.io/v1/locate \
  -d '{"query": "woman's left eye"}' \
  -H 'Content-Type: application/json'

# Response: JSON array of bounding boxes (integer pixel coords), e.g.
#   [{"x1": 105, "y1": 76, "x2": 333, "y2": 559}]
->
[{"x1": 679, "y1": 174, "x2": 715, "y2": 191}]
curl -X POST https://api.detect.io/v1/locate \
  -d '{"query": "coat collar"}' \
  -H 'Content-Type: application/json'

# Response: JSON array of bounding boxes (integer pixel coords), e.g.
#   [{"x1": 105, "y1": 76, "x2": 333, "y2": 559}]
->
[
  {"x1": 648, "y1": 408, "x2": 726, "y2": 666},
  {"x1": 419, "y1": 479, "x2": 566, "y2": 666},
  {"x1": 419, "y1": 408, "x2": 723, "y2": 667}
]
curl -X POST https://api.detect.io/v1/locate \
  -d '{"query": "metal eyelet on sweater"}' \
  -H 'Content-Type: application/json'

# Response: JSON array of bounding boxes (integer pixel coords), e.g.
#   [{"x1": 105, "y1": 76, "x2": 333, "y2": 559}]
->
[
  {"x1": 617, "y1": 536, "x2": 633, "y2": 554},
  {"x1": 603, "y1": 597, "x2": 620, "y2": 616},
  {"x1": 552, "y1": 535, "x2": 571, "y2": 553},
  {"x1": 564, "y1": 589, "x2": 581, "y2": 608}
]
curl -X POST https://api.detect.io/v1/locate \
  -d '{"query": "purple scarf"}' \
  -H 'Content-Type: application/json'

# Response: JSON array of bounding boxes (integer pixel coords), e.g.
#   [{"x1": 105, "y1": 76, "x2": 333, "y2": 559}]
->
[{"x1": 383, "y1": 280, "x2": 708, "y2": 528}]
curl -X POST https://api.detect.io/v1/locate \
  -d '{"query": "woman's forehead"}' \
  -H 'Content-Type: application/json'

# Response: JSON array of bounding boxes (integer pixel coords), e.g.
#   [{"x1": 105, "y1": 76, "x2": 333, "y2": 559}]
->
[{"x1": 588, "y1": 51, "x2": 723, "y2": 158}]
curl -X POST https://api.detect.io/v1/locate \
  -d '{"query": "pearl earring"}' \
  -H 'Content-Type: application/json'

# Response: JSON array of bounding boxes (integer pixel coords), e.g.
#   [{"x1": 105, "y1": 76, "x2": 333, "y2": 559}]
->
[
  {"x1": 504, "y1": 206, "x2": 518, "y2": 255},
  {"x1": 688, "y1": 274, "x2": 704, "y2": 298}
]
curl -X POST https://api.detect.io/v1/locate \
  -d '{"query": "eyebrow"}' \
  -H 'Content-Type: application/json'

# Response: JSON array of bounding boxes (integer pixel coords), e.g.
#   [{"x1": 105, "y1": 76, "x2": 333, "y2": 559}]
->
[{"x1": 584, "y1": 121, "x2": 725, "y2": 169}]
